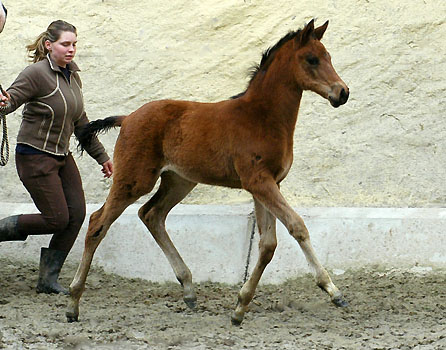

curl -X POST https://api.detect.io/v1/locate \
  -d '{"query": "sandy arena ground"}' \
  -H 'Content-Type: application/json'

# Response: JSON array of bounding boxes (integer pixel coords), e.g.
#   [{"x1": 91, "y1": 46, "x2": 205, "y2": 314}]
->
[{"x1": 1, "y1": 257, "x2": 445, "y2": 349}]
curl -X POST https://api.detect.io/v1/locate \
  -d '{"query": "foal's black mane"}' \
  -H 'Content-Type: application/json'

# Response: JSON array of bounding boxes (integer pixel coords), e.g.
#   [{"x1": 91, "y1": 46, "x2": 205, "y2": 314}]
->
[{"x1": 231, "y1": 29, "x2": 303, "y2": 99}]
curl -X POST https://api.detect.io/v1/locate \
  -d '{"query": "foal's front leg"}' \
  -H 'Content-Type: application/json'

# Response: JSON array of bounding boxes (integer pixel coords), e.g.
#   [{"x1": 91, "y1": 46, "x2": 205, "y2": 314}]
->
[
  {"x1": 247, "y1": 178, "x2": 348, "y2": 309},
  {"x1": 232, "y1": 199, "x2": 277, "y2": 325}
]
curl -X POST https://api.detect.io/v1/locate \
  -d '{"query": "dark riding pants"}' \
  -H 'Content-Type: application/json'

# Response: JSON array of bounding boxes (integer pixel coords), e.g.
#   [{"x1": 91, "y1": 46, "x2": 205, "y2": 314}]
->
[{"x1": 15, "y1": 152, "x2": 86, "y2": 252}]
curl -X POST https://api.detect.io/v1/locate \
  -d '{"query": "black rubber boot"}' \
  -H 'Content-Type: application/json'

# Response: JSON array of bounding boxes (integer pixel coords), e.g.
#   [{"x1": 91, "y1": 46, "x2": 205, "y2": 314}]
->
[
  {"x1": 0, "y1": 215, "x2": 27, "y2": 242},
  {"x1": 36, "y1": 247, "x2": 69, "y2": 295}
]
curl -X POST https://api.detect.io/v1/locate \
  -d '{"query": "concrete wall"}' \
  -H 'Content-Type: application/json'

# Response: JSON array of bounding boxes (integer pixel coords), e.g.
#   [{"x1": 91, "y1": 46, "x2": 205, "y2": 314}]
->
[
  {"x1": 0, "y1": 0, "x2": 445, "y2": 207},
  {"x1": 1, "y1": 203, "x2": 445, "y2": 284}
]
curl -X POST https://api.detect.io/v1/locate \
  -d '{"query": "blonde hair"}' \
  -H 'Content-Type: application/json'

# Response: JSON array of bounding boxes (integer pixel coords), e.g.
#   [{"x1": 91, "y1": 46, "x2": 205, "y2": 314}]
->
[{"x1": 26, "y1": 20, "x2": 77, "y2": 63}]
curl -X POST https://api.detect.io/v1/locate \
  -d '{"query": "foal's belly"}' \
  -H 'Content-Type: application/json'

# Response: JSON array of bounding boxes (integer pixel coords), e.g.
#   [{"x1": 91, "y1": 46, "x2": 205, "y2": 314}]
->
[{"x1": 161, "y1": 164, "x2": 243, "y2": 189}]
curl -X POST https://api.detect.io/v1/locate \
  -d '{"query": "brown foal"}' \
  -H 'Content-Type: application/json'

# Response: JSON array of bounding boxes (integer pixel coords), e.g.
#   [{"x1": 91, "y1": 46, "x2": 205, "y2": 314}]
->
[{"x1": 67, "y1": 19, "x2": 350, "y2": 325}]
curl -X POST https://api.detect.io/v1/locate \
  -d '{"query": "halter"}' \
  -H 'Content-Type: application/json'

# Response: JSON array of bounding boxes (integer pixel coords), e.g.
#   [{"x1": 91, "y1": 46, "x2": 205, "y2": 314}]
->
[{"x1": 0, "y1": 84, "x2": 9, "y2": 166}]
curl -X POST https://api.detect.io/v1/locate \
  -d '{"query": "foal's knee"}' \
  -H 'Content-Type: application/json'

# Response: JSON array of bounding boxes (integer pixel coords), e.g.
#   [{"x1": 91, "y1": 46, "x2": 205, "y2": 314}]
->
[
  {"x1": 138, "y1": 204, "x2": 151, "y2": 223},
  {"x1": 288, "y1": 216, "x2": 309, "y2": 242},
  {"x1": 259, "y1": 237, "x2": 277, "y2": 264},
  {"x1": 138, "y1": 205, "x2": 163, "y2": 232},
  {"x1": 85, "y1": 209, "x2": 105, "y2": 240}
]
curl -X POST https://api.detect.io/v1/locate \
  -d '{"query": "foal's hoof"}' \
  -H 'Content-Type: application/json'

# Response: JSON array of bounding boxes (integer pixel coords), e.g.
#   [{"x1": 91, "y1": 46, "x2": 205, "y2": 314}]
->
[
  {"x1": 332, "y1": 295, "x2": 349, "y2": 308},
  {"x1": 66, "y1": 303, "x2": 80, "y2": 323},
  {"x1": 66, "y1": 311, "x2": 79, "y2": 323},
  {"x1": 231, "y1": 314, "x2": 243, "y2": 326},
  {"x1": 184, "y1": 296, "x2": 197, "y2": 309}
]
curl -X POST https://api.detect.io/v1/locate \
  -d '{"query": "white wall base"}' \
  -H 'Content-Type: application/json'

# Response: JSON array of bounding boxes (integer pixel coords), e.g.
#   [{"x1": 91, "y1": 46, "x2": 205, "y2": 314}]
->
[{"x1": 1, "y1": 203, "x2": 445, "y2": 284}]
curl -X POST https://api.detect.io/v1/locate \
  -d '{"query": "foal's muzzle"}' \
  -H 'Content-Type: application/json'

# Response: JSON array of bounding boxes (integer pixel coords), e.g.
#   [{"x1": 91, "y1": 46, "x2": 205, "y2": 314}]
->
[{"x1": 328, "y1": 85, "x2": 349, "y2": 108}]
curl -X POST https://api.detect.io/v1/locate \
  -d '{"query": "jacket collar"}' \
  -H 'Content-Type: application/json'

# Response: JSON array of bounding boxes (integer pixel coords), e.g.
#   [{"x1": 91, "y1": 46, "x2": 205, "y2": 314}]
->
[{"x1": 46, "y1": 53, "x2": 80, "y2": 73}]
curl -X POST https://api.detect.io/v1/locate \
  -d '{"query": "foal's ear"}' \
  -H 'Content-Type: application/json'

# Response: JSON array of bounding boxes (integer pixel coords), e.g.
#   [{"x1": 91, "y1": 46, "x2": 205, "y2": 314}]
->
[
  {"x1": 300, "y1": 19, "x2": 315, "y2": 46},
  {"x1": 314, "y1": 20, "x2": 329, "y2": 40}
]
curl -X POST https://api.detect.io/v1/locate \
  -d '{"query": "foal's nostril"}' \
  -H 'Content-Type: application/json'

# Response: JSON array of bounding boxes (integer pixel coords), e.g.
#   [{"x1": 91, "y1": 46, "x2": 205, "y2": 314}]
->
[
  {"x1": 329, "y1": 86, "x2": 349, "y2": 107},
  {"x1": 340, "y1": 88, "x2": 349, "y2": 101}
]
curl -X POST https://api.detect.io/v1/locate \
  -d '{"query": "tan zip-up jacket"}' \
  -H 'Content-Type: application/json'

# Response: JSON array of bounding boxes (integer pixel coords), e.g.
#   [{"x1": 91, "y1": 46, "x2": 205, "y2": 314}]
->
[{"x1": 0, "y1": 55, "x2": 109, "y2": 164}]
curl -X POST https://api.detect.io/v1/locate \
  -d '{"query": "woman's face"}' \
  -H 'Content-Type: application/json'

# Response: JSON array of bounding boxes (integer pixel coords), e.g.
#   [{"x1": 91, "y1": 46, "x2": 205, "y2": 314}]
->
[{"x1": 45, "y1": 31, "x2": 77, "y2": 67}]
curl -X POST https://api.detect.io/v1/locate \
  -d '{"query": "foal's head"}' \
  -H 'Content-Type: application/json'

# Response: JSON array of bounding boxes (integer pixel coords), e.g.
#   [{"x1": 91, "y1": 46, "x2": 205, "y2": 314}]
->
[
  {"x1": 242, "y1": 20, "x2": 350, "y2": 107},
  {"x1": 290, "y1": 19, "x2": 349, "y2": 107}
]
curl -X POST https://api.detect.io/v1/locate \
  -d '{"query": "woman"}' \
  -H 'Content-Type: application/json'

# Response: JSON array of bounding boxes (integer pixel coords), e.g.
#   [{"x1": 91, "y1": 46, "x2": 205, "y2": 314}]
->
[{"x1": 0, "y1": 20, "x2": 113, "y2": 294}]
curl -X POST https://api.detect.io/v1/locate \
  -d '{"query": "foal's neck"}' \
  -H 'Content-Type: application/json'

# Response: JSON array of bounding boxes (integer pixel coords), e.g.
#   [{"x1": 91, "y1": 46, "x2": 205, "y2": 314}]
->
[
  {"x1": 245, "y1": 73, "x2": 303, "y2": 132},
  {"x1": 249, "y1": 49, "x2": 304, "y2": 124}
]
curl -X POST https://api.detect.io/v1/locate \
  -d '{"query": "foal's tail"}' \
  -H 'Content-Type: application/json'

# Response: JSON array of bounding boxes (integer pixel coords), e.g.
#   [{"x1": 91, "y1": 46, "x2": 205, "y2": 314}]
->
[{"x1": 76, "y1": 115, "x2": 127, "y2": 152}]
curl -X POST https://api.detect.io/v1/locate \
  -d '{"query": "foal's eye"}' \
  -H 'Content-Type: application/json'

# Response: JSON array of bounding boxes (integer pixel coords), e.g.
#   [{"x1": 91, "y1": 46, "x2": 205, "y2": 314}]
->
[{"x1": 306, "y1": 56, "x2": 319, "y2": 66}]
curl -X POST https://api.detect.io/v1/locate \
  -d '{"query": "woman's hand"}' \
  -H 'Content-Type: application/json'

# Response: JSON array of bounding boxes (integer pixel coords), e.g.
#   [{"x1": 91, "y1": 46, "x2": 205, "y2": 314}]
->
[
  {"x1": 101, "y1": 159, "x2": 113, "y2": 178},
  {"x1": 0, "y1": 86, "x2": 10, "y2": 107}
]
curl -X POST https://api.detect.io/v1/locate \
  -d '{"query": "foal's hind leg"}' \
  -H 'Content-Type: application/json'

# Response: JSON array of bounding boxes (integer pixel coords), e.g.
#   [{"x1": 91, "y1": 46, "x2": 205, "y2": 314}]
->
[
  {"x1": 66, "y1": 172, "x2": 159, "y2": 322},
  {"x1": 138, "y1": 171, "x2": 197, "y2": 308},
  {"x1": 232, "y1": 198, "x2": 277, "y2": 325}
]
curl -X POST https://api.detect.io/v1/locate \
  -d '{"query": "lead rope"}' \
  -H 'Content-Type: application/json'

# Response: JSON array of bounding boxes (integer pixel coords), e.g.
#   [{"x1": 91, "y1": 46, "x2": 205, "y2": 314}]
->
[
  {"x1": 242, "y1": 212, "x2": 256, "y2": 284},
  {"x1": 0, "y1": 84, "x2": 9, "y2": 166},
  {"x1": 0, "y1": 113, "x2": 8, "y2": 166}
]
